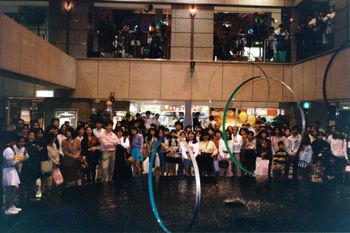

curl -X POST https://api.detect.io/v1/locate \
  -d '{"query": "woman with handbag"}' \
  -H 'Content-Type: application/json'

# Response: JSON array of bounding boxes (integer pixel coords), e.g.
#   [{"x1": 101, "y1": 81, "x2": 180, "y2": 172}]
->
[
  {"x1": 242, "y1": 131, "x2": 257, "y2": 175},
  {"x1": 61, "y1": 127, "x2": 82, "y2": 187},
  {"x1": 181, "y1": 131, "x2": 199, "y2": 176},
  {"x1": 130, "y1": 127, "x2": 143, "y2": 177},
  {"x1": 198, "y1": 130, "x2": 218, "y2": 176},
  {"x1": 114, "y1": 127, "x2": 132, "y2": 180},
  {"x1": 35, "y1": 128, "x2": 51, "y2": 199},
  {"x1": 256, "y1": 130, "x2": 272, "y2": 176},
  {"x1": 218, "y1": 130, "x2": 233, "y2": 177},
  {"x1": 47, "y1": 133, "x2": 62, "y2": 188},
  {"x1": 81, "y1": 126, "x2": 100, "y2": 184},
  {"x1": 21, "y1": 131, "x2": 41, "y2": 201}
]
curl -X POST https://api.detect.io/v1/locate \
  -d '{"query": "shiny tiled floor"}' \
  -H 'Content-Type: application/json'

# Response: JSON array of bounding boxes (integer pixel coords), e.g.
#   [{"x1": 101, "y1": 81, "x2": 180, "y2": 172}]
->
[{"x1": 2, "y1": 177, "x2": 350, "y2": 232}]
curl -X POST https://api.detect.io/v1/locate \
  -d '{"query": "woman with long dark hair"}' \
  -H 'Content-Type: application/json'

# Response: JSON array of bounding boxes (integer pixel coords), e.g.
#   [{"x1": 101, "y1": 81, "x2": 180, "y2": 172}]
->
[
  {"x1": 130, "y1": 127, "x2": 143, "y2": 176},
  {"x1": 198, "y1": 129, "x2": 218, "y2": 176},
  {"x1": 256, "y1": 130, "x2": 272, "y2": 176},
  {"x1": 61, "y1": 127, "x2": 82, "y2": 187},
  {"x1": 183, "y1": 131, "x2": 199, "y2": 176},
  {"x1": 114, "y1": 127, "x2": 132, "y2": 180},
  {"x1": 35, "y1": 128, "x2": 50, "y2": 198},
  {"x1": 242, "y1": 131, "x2": 257, "y2": 175},
  {"x1": 218, "y1": 130, "x2": 233, "y2": 177},
  {"x1": 166, "y1": 130, "x2": 181, "y2": 176},
  {"x1": 81, "y1": 126, "x2": 100, "y2": 184}
]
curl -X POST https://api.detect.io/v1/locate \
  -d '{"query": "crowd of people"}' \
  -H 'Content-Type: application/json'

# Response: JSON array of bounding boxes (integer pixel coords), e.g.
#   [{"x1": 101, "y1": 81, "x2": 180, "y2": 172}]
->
[
  {"x1": 295, "y1": 6, "x2": 335, "y2": 60},
  {"x1": 95, "y1": 17, "x2": 170, "y2": 59},
  {"x1": 1, "y1": 111, "x2": 349, "y2": 215}
]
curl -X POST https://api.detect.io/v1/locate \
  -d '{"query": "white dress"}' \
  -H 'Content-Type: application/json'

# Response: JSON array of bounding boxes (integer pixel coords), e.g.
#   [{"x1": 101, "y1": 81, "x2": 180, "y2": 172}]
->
[{"x1": 2, "y1": 147, "x2": 20, "y2": 187}]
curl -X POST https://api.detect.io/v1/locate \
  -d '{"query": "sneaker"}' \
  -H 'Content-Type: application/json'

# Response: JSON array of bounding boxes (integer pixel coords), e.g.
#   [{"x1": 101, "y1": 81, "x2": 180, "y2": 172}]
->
[
  {"x1": 4, "y1": 208, "x2": 19, "y2": 215},
  {"x1": 10, "y1": 206, "x2": 22, "y2": 212}
]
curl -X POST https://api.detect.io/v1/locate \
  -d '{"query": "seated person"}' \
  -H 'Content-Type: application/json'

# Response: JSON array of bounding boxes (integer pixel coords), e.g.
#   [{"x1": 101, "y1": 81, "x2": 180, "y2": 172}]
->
[{"x1": 311, "y1": 160, "x2": 325, "y2": 183}]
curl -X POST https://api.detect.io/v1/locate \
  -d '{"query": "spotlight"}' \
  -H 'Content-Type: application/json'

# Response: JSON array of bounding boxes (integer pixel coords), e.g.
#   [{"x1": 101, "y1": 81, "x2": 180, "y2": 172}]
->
[
  {"x1": 144, "y1": 3, "x2": 153, "y2": 13},
  {"x1": 63, "y1": 0, "x2": 73, "y2": 13},
  {"x1": 189, "y1": 5, "x2": 197, "y2": 17}
]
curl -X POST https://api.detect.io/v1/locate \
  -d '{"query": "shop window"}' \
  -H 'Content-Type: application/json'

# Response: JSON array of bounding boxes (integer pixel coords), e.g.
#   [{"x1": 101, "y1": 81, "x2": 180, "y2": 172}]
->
[
  {"x1": 90, "y1": 6, "x2": 171, "y2": 59},
  {"x1": 295, "y1": 0, "x2": 335, "y2": 61},
  {"x1": 213, "y1": 11, "x2": 292, "y2": 63}
]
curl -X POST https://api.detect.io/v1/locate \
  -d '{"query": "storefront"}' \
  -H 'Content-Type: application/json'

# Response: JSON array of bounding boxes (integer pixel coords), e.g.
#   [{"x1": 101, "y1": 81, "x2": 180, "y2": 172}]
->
[{"x1": 210, "y1": 107, "x2": 283, "y2": 128}]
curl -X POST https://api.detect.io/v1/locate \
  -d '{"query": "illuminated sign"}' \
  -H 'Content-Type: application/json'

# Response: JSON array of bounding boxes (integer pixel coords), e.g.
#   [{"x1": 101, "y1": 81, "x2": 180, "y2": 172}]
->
[
  {"x1": 302, "y1": 102, "x2": 311, "y2": 109},
  {"x1": 36, "y1": 90, "x2": 54, "y2": 98}
]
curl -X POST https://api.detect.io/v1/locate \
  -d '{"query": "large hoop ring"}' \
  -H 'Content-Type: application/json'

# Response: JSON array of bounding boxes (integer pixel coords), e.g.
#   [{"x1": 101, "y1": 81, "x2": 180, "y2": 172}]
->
[
  {"x1": 322, "y1": 42, "x2": 350, "y2": 109},
  {"x1": 222, "y1": 76, "x2": 306, "y2": 176},
  {"x1": 148, "y1": 138, "x2": 201, "y2": 233}
]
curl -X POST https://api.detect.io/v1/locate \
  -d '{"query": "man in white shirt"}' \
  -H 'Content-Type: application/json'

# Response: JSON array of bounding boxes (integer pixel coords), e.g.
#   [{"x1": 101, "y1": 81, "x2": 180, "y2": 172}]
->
[
  {"x1": 154, "y1": 113, "x2": 161, "y2": 128},
  {"x1": 286, "y1": 126, "x2": 302, "y2": 179},
  {"x1": 232, "y1": 126, "x2": 243, "y2": 177},
  {"x1": 93, "y1": 120, "x2": 105, "y2": 138},
  {"x1": 144, "y1": 111, "x2": 154, "y2": 130},
  {"x1": 98, "y1": 121, "x2": 118, "y2": 182}
]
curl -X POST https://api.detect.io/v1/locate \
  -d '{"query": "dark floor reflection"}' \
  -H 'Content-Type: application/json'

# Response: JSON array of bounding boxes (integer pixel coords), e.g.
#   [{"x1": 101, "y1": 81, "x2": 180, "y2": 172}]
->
[{"x1": 2, "y1": 177, "x2": 350, "y2": 232}]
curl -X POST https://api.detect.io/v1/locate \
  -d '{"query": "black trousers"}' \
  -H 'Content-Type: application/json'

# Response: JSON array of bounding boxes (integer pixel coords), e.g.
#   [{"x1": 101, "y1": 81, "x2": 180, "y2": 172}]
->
[{"x1": 197, "y1": 153, "x2": 213, "y2": 176}]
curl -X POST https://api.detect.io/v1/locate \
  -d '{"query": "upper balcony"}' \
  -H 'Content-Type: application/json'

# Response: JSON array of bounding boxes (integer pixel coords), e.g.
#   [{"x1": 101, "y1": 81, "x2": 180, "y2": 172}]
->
[{"x1": 1, "y1": 0, "x2": 345, "y2": 64}]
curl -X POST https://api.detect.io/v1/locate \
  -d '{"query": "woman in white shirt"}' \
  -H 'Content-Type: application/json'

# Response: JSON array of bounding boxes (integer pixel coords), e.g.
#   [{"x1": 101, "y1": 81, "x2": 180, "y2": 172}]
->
[
  {"x1": 12, "y1": 136, "x2": 29, "y2": 175},
  {"x1": 114, "y1": 127, "x2": 132, "y2": 179},
  {"x1": 198, "y1": 130, "x2": 218, "y2": 176},
  {"x1": 57, "y1": 124, "x2": 67, "y2": 157},
  {"x1": 179, "y1": 131, "x2": 199, "y2": 176},
  {"x1": 2, "y1": 135, "x2": 25, "y2": 215},
  {"x1": 47, "y1": 133, "x2": 60, "y2": 188},
  {"x1": 218, "y1": 130, "x2": 233, "y2": 177}
]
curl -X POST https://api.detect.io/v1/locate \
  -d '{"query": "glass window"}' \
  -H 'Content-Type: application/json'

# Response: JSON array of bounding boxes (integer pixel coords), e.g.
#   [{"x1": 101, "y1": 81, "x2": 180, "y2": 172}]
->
[
  {"x1": 295, "y1": 1, "x2": 335, "y2": 61},
  {"x1": 213, "y1": 10, "x2": 292, "y2": 63},
  {"x1": 90, "y1": 6, "x2": 171, "y2": 59}
]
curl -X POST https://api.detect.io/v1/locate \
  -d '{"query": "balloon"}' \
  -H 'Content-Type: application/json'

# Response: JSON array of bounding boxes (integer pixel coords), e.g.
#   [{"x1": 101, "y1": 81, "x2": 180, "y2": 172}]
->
[
  {"x1": 248, "y1": 115, "x2": 256, "y2": 126},
  {"x1": 238, "y1": 112, "x2": 248, "y2": 123}
]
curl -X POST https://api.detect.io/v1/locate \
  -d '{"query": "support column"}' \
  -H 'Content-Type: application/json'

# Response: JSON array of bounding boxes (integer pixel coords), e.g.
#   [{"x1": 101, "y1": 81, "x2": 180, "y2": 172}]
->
[
  {"x1": 49, "y1": 0, "x2": 92, "y2": 57},
  {"x1": 184, "y1": 100, "x2": 192, "y2": 127},
  {"x1": 171, "y1": 5, "x2": 214, "y2": 61}
]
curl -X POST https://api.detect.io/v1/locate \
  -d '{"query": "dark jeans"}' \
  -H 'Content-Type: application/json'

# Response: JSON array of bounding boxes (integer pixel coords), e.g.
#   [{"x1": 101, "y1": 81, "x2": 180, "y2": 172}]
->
[
  {"x1": 334, "y1": 157, "x2": 346, "y2": 183},
  {"x1": 197, "y1": 153, "x2": 214, "y2": 176},
  {"x1": 85, "y1": 163, "x2": 97, "y2": 184},
  {"x1": 285, "y1": 156, "x2": 299, "y2": 180}
]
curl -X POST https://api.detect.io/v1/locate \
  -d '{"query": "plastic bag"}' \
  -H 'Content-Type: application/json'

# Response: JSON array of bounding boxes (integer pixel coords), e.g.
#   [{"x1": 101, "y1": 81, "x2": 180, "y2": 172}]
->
[
  {"x1": 52, "y1": 168, "x2": 64, "y2": 185},
  {"x1": 254, "y1": 157, "x2": 269, "y2": 176}
]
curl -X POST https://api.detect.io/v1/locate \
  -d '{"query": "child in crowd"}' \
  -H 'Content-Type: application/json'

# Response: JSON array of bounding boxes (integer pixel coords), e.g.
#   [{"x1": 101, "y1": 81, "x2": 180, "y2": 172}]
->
[
  {"x1": 271, "y1": 141, "x2": 289, "y2": 177},
  {"x1": 311, "y1": 160, "x2": 325, "y2": 183}
]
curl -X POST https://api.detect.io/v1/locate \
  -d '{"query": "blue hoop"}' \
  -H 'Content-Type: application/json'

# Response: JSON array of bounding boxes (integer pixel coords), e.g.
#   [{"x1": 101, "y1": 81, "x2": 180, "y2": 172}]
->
[{"x1": 148, "y1": 139, "x2": 201, "y2": 233}]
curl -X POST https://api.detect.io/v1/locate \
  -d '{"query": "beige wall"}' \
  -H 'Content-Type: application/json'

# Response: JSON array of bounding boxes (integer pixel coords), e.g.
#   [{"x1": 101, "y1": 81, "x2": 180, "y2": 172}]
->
[
  {"x1": 75, "y1": 46, "x2": 350, "y2": 103},
  {"x1": 293, "y1": 47, "x2": 350, "y2": 102},
  {"x1": 0, "y1": 12, "x2": 76, "y2": 89},
  {"x1": 74, "y1": 59, "x2": 296, "y2": 102}
]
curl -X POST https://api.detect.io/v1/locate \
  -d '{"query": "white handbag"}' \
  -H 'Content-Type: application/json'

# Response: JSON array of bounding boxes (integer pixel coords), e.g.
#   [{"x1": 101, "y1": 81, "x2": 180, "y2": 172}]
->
[{"x1": 345, "y1": 166, "x2": 350, "y2": 173}]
